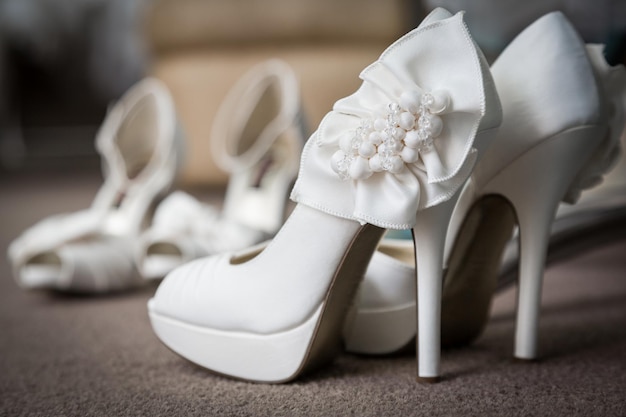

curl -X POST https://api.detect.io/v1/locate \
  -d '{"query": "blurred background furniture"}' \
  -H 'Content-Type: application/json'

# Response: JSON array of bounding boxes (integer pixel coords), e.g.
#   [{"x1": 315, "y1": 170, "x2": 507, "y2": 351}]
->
[
  {"x1": 0, "y1": 0, "x2": 146, "y2": 170},
  {"x1": 0, "y1": 0, "x2": 419, "y2": 184},
  {"x1": 0, "y1": 0, "x2": 624, "y2": 185},
  {"x1": 146, "y1": 0, "x2": 418, "y2": 185}
]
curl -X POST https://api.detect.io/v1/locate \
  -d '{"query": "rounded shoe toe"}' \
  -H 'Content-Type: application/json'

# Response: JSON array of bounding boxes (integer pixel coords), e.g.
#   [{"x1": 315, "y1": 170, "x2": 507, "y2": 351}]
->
[{"x1": 148, "y1": 256, "x2": 222, "y2": 326}]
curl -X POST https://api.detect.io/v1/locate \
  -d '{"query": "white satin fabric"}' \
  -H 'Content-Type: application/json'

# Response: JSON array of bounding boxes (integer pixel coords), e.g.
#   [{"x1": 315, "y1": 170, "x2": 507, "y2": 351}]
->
[
  {"x1": 291, "y1": 12, "x2": 493, "y2": 230},
  {"x1": 563, "y1": 44, "x2": 626, "y2": 203},
  {"x1": 472, "y1": 12, "x2": 601, "y2": 191},
  {"x1": 151, "y1": 204, "x2": 363, "y2": 334}
]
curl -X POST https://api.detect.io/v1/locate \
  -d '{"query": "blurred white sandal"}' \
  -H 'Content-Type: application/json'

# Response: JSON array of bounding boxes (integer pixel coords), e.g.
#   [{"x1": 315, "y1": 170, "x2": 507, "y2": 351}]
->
[
  {"x1": 8, "y1": 78, "x2": 182, "y2": 293},
  {"x1": 137, "y1": 59, "x2": 305, "y2": 280}
]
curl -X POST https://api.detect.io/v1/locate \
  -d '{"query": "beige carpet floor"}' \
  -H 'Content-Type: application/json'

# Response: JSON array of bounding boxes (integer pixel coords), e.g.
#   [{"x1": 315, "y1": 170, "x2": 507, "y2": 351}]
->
[{"x1": 1, "y1": 170, "x2": 625, "y2": 416}]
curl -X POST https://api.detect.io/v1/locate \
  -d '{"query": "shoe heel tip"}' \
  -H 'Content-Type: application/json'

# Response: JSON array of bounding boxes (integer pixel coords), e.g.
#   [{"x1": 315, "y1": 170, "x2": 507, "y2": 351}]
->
[
  {"x1": 513, "y1": 356, "x2": 539, "y2": 363},
  {"x1": 416, "y1": 376, "x2": 440, "y2": 384}
]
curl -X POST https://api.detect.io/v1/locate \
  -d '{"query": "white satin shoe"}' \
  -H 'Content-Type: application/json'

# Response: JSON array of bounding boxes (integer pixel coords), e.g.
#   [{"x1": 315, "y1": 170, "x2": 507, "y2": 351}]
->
[
  {"x1": 8, "y1": 78, "x2": 182, "y2": 293},
  {"x1": 344, "y1": 13, "x2": 626, "y2": 359},
  {"x1": 148, "y1": 9, "x2": 501, "y2": 382},
  {"x1": 137, "y1": 60, "x2": 304, "y2": 279}
]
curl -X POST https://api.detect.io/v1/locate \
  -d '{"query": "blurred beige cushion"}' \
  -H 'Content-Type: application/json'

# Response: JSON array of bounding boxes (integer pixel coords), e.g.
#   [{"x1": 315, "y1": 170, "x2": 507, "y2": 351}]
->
[
  {"x1": 148, "y1": 0, "x2": 408, "y2": 51},
  {"x1": 147, "y1": 0, "x2": 415, "y2": 186},
  {"x1": 152, "y1": 43, "x2": 391, "y2": 185}
]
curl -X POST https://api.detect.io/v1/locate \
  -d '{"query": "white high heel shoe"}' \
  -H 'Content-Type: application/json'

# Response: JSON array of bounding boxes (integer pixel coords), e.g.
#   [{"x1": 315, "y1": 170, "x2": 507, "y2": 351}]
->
[
  {"x1": 148, "y1": 9, "x2": 501, "y2": 383},
  {"x1": 344, "y1": 14, "x2": 626, "y2": 358},
  {"x1": 137, "y1": 59, "x2": 304, "y2": 279},
  {"x1": 344, "y1": 36, "x2": 626, "y2": 355},
  {"x1": 8, "y1": 78, "x2": 182, "y2": 293}
]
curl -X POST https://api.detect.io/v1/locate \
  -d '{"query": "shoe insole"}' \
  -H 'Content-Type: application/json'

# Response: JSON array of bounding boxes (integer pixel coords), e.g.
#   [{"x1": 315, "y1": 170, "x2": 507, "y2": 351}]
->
[{"x1": 441, "y1": 195, "x2": 517, "y2": 347}]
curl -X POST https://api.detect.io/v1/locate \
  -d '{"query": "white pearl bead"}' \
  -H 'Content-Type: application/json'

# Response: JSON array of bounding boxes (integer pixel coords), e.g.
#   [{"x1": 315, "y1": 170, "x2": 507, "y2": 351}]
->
[
  {"x1": 388, "y1": 156, "x2": 405, "y2": 174},
  {"x1": 350, "y1": 156, "x2": 373, "y2": 180},
  {"x1": 374, "y1": 118, "x2": 387, "y2": 131},
  {"x1": 399, "y1": 112, "x2": 415, "y2": 130},
  {"x1": 400, "y1": 91, "x2": 421, "y2": 114},
  {"x1": 358, "y1": 141, "x2": 376, "y2": 158},
  {"x1": 368, "y1": 131, "x2": 382, "y2": 145},
  {"x1": 427, "y1": 90, "x2": 450, "y2": 114},
  {"x1": 369, "y1": 154, "x2": 383, "y2": 172},
  {"x1": 400, "y1": 146, "x2": 420, "y2": 164},
  {"x1": 403, "y1": 130, "x2": 420, "y2": 148}
]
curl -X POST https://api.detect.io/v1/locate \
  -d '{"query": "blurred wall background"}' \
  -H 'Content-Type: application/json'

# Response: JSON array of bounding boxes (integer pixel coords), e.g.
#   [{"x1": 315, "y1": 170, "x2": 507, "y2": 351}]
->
[
  {"x1": 0, "y1": 0, "x2": 146, "y2": 170},
  {"x1": 0, "y1": 0, "x2": 623, "y2": 185},
  {"x1": 426, "y1": 0, "x2": 626, "y2": 59}
]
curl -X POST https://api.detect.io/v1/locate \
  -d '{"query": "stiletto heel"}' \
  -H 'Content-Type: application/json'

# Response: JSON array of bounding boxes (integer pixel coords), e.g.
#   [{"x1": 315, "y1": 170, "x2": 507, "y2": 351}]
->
[
  {"x1": 413, "y1": 193, "x2": 459, "y2": 381},
  {"x1": 148, "y1": 9, "x2": 501, "y2": 383}
]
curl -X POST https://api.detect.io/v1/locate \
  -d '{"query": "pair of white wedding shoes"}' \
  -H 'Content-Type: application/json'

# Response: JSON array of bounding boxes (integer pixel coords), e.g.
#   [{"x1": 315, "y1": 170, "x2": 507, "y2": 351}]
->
[
  {"x1": 8, "y1": 60, "x2": 305, "y2": 292},
  {"x1": 10, "y1": 7, "x2": 624, "y2": 384},
  {"x1": 147, "y1": 9, "x2": 625, "y2": 383}
]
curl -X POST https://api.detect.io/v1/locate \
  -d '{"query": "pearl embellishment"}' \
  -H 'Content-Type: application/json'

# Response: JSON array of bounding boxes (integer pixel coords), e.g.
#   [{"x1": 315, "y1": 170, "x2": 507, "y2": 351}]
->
[{"x1": 331, "y1": 90, "x2": 449, "y2": 180}]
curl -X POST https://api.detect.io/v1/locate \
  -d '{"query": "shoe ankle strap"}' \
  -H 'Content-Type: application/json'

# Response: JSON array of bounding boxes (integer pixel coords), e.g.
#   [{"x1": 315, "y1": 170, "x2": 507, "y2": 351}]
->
[{"x1": 209, "y1": 59, "x2": 303, "y2": 173}]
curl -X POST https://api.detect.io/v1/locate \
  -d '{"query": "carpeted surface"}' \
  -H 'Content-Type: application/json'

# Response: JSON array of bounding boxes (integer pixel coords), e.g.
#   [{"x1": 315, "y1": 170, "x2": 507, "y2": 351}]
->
[{"x1": 1, "y1": 171, "x2": 625, "y2": 417}]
